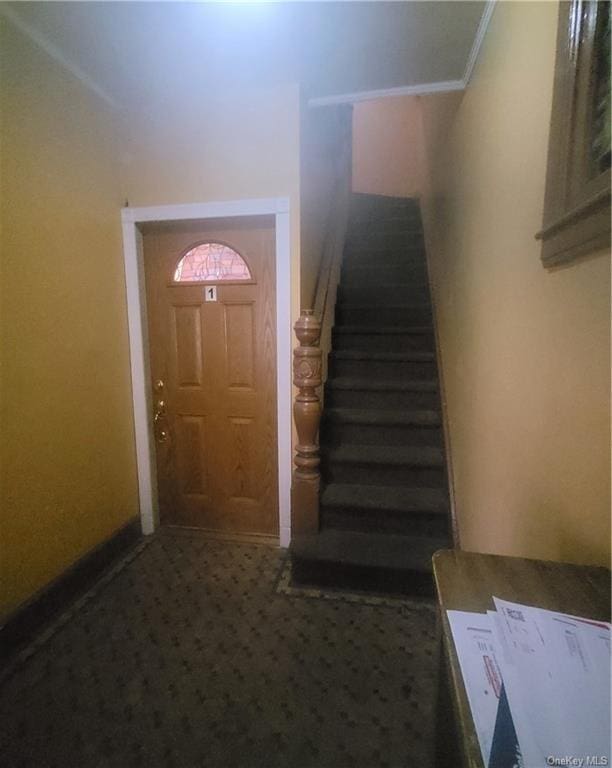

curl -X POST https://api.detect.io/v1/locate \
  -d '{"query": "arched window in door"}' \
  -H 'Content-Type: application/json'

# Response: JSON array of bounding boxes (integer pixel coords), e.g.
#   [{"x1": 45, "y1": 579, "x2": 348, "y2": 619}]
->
[{"x1": 173, "y1": 242, "x2": 252, "y2": 282}]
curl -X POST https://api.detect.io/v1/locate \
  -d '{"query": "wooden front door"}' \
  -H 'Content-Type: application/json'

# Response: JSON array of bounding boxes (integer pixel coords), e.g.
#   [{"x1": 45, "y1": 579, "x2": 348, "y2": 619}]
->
[{"x1": 142, "y1": 216, "x2": 278, "y2": 537}]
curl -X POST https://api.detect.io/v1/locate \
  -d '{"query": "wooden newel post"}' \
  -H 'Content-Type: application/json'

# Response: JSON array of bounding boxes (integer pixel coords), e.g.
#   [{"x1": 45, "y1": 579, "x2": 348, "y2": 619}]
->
[{"x1": 291, "y1": 309, "x2": 322, "y2": 534}]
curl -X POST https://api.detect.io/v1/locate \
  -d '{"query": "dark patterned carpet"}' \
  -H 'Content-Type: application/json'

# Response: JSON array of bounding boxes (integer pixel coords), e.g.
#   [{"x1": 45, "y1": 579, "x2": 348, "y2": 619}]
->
[{"x1": 0, "y1": 528, "x2": 439, "y2": 768}]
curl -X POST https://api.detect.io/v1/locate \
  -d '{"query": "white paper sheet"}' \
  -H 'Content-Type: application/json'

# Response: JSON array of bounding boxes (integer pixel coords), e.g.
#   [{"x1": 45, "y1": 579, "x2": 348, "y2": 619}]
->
[
  {"x1": 446, "y1": 610, "x2": 505, "y2": 766},
  {"x1": 491, "y1": 598, "x2": 611, "y2": 768}
]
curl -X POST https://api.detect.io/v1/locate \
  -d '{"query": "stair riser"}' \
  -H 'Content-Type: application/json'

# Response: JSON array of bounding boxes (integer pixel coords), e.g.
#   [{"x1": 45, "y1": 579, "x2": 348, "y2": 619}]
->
[
  {"x1": 321, "y1": 507, "x2": 449, "y2": 538},
  {"x1": 342, "y1": 263, "x2": 427, "y2": 282},
  {"x1": 330, "y1": 356, "x2": 437, "y2": 380},
  {"x1": 345, "y1": 233, "x2": 423, "y2": 252},
  {"x1": 340, "y1": 261, "x2": 426, "y2": 274},
  {"x1": 350, "y1": 199, "x2": 419, "y2": 214},
  {"x1": 343, "y1": 248, "x2": 425, "y2": 266},
  {"x1": 323, "y1": 461, "x2": 445, "y2": 488},
  {"x1": 341, "y1": 265, "x2": 427, "y2": 284},
  {"x1": 350, "y1": 200, "x2": 419, "y2": 217},
  {"x1": 337, "y1": 284, "x2": 430, "y2": 304},
  {"x1": 340, "y1": 284, "x2": 429, "y2": 305},
  {"x1": 325, "y1": 388, "x2": 439, "y2": 410},
  {"x1": 332, "y1": 331, "x2": 434, "y2": 354},
  {"x1": 290, "y1": 556, "x2": 435, "y2": 597},
  {"x1": 321, "y1": 420, "x2": 442, "y2": 448},
  {"x1": 345, "y1": 239, "x2": 426, "y2": 255},
  {"x1": 336, "y1": 305, "x2": 432, "y2": 326},
  {"x1": 348, "y1": 212, "x2": 420, "y2": 228},
  {"x1": 348, "y1": 223, "x2": 422, "y2": 240}
]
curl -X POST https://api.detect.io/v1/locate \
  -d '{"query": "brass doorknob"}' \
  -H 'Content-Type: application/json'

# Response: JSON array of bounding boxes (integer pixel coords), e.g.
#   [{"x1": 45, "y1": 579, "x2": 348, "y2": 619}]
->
[{"x1": 152, "y1": 384, "x2": 168, "y2": 442}]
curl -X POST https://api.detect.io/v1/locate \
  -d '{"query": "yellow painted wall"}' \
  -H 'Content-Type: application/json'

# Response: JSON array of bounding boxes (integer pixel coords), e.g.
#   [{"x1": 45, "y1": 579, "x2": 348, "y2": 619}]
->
[
  {"x1": 0, "y1": 20, "x2": 303, "y2": 620},
  {"x1": 419, "y1": 1, "x2": 611, "y2": 566},
  {"x1": 352, "y1": 96, "x2": 422, "y2": 198},
  {"x1": 0, "y1": 20, "x2": 139, "y2": 619},
  {"x1": 121, "y1": 81, "x2": 301, "y2": 339}
]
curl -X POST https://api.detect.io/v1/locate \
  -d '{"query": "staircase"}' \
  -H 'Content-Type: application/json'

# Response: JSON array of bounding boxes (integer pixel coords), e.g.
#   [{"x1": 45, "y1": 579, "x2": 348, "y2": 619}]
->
[{"x1": 291, "y1": 193, "x2": 452, "y2": 595}]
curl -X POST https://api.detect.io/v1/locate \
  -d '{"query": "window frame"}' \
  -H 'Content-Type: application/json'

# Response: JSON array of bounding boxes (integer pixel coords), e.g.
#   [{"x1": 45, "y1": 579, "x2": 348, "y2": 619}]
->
[
  {"x1": 170, "y1": 240, "x2": 256, "y2": 286},
  {"x1": 537, "y1": 0, "x2": 611, "y2": 267}
]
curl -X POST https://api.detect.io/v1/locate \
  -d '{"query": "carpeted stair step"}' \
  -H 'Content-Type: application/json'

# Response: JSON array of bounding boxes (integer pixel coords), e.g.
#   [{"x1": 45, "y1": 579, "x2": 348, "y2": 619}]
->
[
  {"x1": 329, "y1": 350, "x2": 436, "y2": 380},
  {"x1": 325, "y1": 377, "x2": 439, "y2": 409},
  {"x1": 290, "y1": 528, "x2": 448, "y2": 595},
  {"x1": 322, "y1": 444, "x2": 446, "y2": 487},
  {"x1": 320, "y1": 482, "x2": 450, "y2": 537},
  {"x1": 343, "y1": 244, "x2": 425, "y2": 264},
  {"x1": 344, "y1": 231, "x2": 424, "y2": 253},
  {"x1": 337, "y1": 281, "x2": 430, "y2": 305},
  {"x1": 349, "y1": 197, "x2": 420, "y2": 225},
  {"x1": 342, "y1": 256, "x2": 427, "y2": 273},
  {"x1": 336, "y1": 303, "x2": 432, "y2": 327},
  {"x1": 349, "y1": 196, "x2": 420, "y2": 215},
  {"x1": 348, "y1": 222, "x2": 423, "y2": 240},
  {"x1": 350, "y1": 192, "x2": 419, "y2": 213},
  {"x1": 332, "y1": 325, "x2": 434, "y2": 353},
  {"x1": 347, "y1": 210, "x2": 423, "y2": 234},
  {"x1": 342, "y1": 256, "x2": 427, "y2": 275},
  {"x1": 321, "y1": 407, "x2": 442, "y2": 447},
  {"x1": 294, "y1": 193, "x2": 453, "y2": 598},
  {"x1": 341, "y1": 260, "x2": 429, "y2": 280},
  {"x1": 341, "y1": 263, "x2": 428, "y2": 286}
]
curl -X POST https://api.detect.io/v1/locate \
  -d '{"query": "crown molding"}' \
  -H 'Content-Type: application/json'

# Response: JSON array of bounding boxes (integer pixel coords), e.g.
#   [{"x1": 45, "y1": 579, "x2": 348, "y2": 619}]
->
[
  {"x1": 308, "y1": 0, "x2": 496, "y2": 108},
  {"x1": 1, "y1": 0, "x2": 495, "y2": 112},
  {"x1": 463, "y1": 0, "x2": 497, "y2": 85},
  {"x1": 0, "y1": 4, "x2": 119, "y2": 110},
  {"x1": 308, "y1": 79, "x2": 465, "y2": 108}
]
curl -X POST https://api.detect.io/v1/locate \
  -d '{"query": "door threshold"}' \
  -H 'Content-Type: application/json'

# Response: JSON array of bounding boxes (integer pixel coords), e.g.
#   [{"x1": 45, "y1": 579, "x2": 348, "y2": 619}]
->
[{"x1": 162, "y1": 524, "x2": 280, "y2": 548}]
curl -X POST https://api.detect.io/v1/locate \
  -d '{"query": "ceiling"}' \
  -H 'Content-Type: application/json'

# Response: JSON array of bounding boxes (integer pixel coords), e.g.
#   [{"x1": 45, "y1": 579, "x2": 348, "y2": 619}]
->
[{"x1": 3, "y1": 1, "x2": 487, "y2": 114}]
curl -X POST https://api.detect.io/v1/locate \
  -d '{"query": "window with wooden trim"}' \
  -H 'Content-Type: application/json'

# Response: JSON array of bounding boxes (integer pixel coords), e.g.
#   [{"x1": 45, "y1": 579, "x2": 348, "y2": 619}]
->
[
  {"x1": 537, "y1": 0, "x2": 611, "y2": 267},
  {"x1": 173, "y1": 242, "x2": 252, "y2": 282}
]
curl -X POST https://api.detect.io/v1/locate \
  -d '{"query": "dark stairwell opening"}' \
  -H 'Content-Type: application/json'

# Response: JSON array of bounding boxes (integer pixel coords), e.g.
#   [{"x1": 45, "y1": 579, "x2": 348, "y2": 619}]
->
[{"x1": 291, "y1": 192, "x2": 453, "y2": 596}]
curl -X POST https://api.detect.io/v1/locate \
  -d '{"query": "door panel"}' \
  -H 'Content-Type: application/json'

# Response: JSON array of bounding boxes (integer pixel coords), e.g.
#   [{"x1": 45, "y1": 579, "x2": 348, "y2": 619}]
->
[
  {"x1": 224, "y1": 302, "x2": 255, "y2": 389},
  {"x1": 142, "y1": 216, "x2": 278, "y2": 537},
  {"x1": 172, "y1": 304, "x2": 204, "y2": 387},
  {"x1": 176, "y1": 415, "x2": 208, "y2": 496},
  {"x1": 228, "y1": 417, "x2": 256, "y2": 499}
]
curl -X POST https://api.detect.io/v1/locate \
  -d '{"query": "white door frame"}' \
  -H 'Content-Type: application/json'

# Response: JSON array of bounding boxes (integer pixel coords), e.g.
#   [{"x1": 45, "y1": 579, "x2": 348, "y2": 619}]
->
[{"x1": 120, "y1": 197, "x2": 292, "y2": 547}]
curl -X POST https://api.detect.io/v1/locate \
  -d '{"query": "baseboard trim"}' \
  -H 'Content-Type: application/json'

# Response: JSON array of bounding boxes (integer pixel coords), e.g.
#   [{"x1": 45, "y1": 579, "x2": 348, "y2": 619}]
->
[{"x1": 0, "y1": 517, "x2": 142, "y2": 661}]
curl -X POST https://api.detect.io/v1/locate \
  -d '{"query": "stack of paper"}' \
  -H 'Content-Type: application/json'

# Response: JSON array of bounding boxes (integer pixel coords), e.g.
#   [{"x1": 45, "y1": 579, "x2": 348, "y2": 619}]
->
[{"x1": 447, "y1": 599, "x2": 611, "y2": 768}]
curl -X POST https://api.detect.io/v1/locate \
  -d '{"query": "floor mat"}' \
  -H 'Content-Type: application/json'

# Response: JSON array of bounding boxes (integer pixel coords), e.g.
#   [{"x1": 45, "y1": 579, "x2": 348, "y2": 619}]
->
[{"x1": 275, "y1": 552, "x2": 437, "y2": 612}]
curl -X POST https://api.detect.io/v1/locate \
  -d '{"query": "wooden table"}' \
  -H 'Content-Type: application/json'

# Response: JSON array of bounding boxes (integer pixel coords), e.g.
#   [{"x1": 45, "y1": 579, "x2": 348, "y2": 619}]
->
[{"x1": 432, "y1": 549, "x2": 611, "y2": 768}]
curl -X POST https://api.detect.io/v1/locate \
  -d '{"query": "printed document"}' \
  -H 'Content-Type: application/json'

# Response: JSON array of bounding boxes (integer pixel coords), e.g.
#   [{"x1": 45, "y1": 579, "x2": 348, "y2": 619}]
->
[
  {"x1": 446, "y1": 610, "x2": 504, "y2": 766},
  {"x1": 491, "y1": 598, "x2": 611, "y2": 768}
]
